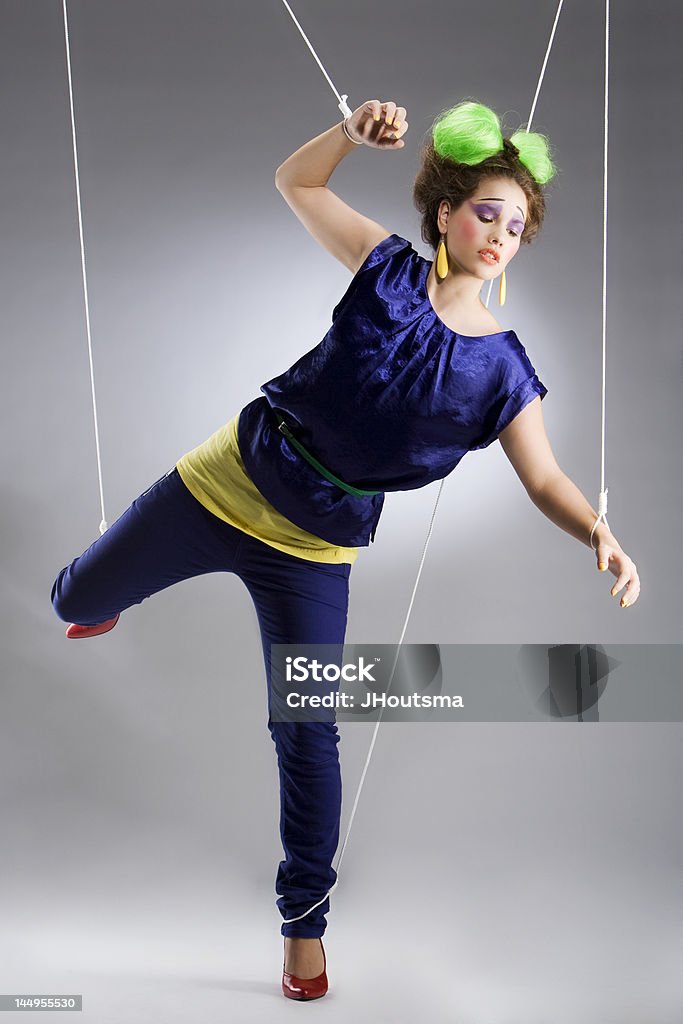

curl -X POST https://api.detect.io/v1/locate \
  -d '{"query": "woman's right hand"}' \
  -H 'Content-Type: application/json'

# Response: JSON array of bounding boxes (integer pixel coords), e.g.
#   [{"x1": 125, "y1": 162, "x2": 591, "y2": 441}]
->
[{"x1": 345, "y1": 100, "x2": 409, "y2": 149}]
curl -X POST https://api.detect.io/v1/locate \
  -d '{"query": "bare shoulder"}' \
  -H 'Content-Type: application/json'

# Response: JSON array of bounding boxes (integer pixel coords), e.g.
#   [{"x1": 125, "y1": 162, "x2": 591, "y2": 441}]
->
[
  {"x1": 447, "y1": 297, "x2": 504, "y2": 336},
  {"x1": 479, "y1": 308, "x2": 505, "y2": 334},
  {"x1": 455, "y1": 306, "x2": 506, "y2": 337}
]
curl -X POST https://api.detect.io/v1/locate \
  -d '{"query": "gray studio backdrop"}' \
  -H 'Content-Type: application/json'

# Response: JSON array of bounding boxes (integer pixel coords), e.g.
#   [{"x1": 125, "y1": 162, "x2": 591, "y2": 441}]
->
[{"x1": 1, "y1": 2, "x2": 681, "y2": 1022}]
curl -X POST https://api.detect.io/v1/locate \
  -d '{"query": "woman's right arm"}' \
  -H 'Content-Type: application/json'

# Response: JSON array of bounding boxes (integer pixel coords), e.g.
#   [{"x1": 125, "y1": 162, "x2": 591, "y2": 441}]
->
[
  {"x1": 275, "y1": 120, "x2": 367, "y2": 189},
  {"x1": 274, "y1": 101, "x2": 408, "y2": 273}
]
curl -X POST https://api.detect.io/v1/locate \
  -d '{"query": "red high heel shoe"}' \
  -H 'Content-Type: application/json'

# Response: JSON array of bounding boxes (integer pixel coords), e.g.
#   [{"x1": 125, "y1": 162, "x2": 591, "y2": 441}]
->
[
  {"x1": 282, "y1": 937, "x2": 328, "y2": 1001},
  {"x1": 65, "y1": 613, "x2": 120, "y2": 639}
]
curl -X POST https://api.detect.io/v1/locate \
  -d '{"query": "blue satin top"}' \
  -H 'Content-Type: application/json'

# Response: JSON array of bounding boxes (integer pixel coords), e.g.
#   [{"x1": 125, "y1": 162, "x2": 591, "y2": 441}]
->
[{"x1": 238, "y1": 233, "x2": 548, "y2": 547}]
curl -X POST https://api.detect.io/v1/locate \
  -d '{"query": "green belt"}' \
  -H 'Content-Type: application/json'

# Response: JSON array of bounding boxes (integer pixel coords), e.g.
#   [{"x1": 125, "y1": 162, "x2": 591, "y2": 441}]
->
[{"x1": 276, "y1": 417, "x2": 382, "y2": 497}]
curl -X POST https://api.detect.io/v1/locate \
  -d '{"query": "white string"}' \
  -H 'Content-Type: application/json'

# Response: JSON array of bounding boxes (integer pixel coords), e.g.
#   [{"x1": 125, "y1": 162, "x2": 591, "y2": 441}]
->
[
  {"x1": 527, "y1": 0, "x2": 565, "y2": 133},
  {"x1": 278, "y1": 0, "x2": 354, "y2": 118},
  {"x1": 483, "y1": 0, "x2": 565, "y2": 338},
  {"x1": 61, "y1": 0, "x2": 109, "y2": 535},
  {"x1": 277, "y1": 0, "x2": 567, "y2": 925},
  {"x1": 279, "y1": 479, "x2": 447, "y2": 921},
  {"x1": 590, "y1": 0, "x2": 611, "y2": 552}
]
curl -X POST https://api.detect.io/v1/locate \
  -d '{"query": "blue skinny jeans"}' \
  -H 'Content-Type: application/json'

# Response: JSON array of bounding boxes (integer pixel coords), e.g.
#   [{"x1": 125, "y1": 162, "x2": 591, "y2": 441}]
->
[{"x1": 50, "y1": 467, "x2": 352, "y2": 938}]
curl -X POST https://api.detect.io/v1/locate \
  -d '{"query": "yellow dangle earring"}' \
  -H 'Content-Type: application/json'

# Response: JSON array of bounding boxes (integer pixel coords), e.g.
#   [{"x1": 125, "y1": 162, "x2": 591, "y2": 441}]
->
[
  {"x1": 498, "y1": 269, "x2": 507, "y2": 306},
  {"x1": 435, "y1": 234, "x2": 449, "y2": 281}
]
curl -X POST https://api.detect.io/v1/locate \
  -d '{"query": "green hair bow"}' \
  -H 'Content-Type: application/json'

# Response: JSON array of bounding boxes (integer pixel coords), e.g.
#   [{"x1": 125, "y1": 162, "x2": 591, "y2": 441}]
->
[{"x1": 432, "y1": 100, "x2": 556, "y2": 185}]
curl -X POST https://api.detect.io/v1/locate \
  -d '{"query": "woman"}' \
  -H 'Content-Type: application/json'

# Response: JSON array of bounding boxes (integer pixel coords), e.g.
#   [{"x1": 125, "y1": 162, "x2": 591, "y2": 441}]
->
[{"x1": 50, "y1": 98, "x2": 641, "y2": 1000}]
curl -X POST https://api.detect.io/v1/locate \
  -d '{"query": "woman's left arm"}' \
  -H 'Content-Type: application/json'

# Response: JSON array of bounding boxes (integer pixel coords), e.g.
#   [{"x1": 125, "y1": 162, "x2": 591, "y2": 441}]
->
[{"x1": 498, "y1": 396, "x2": 641, "y2": 609}]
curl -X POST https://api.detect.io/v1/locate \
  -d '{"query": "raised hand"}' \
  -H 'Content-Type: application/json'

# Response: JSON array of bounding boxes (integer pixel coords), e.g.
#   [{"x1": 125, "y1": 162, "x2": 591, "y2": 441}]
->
[{"x1": 344, "y1": 99, "x2": 409, "y2": 149}]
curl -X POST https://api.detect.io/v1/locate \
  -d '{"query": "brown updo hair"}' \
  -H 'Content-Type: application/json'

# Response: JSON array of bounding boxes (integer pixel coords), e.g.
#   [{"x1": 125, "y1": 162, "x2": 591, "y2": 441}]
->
[{"x1": 412, "y1": 100, "x2": 557, "y2": 251}]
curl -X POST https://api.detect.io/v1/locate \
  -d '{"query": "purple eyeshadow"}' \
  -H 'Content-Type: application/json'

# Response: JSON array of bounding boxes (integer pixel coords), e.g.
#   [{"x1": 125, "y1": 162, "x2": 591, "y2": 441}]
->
[{"x1": 472, "y1": 202, "x2": 525, "y2": 233}]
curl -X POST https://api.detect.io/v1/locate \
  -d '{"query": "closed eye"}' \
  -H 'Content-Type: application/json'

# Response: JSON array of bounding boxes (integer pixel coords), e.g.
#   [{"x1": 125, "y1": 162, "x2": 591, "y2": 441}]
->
[{"x1": 478, "y1": 214, "x2": 519, "y2": 238}]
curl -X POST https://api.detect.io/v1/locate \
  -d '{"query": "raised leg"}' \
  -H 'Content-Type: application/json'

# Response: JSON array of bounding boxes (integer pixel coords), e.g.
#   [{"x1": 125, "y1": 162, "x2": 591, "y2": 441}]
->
[{"x1": 51, "y1": 468, "x2": 246, "y2": 629}]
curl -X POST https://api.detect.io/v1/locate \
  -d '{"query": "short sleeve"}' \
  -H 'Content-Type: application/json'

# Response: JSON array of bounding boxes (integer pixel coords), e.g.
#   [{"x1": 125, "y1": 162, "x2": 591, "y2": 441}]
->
[
  {"x1": 470, "y1": 341, "x2": 548, "y2": 451},
  {"x1": 331, "y1": 233, "x2": 413, "y2": 321},
  {"x1": 356, "y1": 232, "x2": 412, "y2": 275}
]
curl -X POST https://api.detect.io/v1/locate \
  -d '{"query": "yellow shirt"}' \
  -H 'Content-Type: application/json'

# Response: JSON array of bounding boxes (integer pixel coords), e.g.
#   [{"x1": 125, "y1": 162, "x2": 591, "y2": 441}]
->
[{"x1": 176, "y1": 413, "x2": 358, "y2": 565}]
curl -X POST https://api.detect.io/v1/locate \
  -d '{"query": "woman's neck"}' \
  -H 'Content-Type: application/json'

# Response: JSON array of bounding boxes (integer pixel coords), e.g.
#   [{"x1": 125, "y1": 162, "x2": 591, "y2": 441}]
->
[{"x1": 426, "y1": 262, "x2": 498, "y2": 333}]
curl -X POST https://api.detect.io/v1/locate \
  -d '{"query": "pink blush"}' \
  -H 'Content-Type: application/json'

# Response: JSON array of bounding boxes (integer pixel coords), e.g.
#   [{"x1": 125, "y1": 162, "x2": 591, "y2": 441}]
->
[{"x1": 459, "y1": 220, "x2": 479, "y2": 243}]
